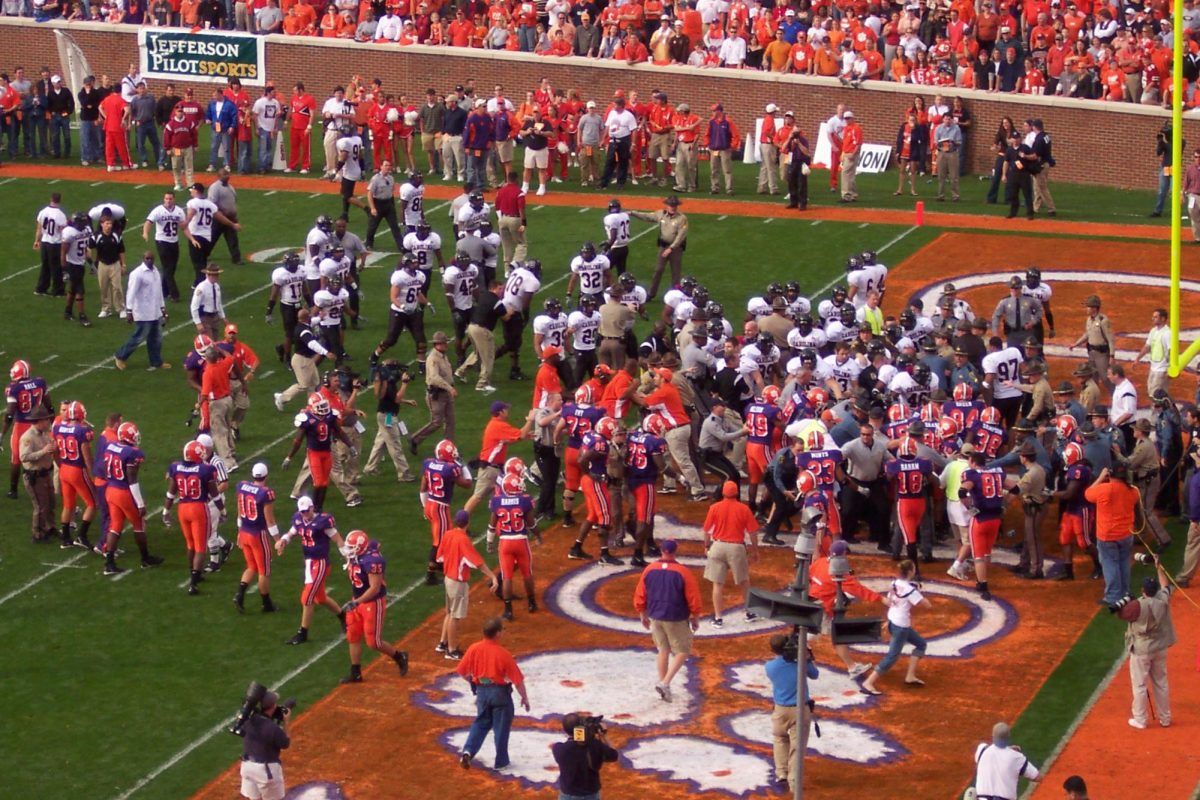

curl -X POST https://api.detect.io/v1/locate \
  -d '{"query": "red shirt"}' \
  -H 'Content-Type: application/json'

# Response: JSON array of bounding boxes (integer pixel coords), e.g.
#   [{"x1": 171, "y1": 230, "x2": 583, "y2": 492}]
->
[
  {"x1": 703, "y1": 497, "x2": 757, "y2": 544},
  {"x1": 642, "y1": 383, "x2": 689, "y2": 427},
  {"x1": 201, "y1": 355, "x2": 236, "y2": 400},
  {"x1": 436, "y1": 526, "x2": 485, "y2": 582},
  {"x1": 494, "y1": 182, "x2": 526, "y2": 218},
  {"x1": 841, "y1": 121, "x2": 863, "y2": 154},
  {"x1": 456, "y1": 637, "x2": 524, "y2": 685},
  {"x1": 289, "y1": 92, "x2": 316, "y2": 129},
  {"x1": 99, "y1": 93, "x2": 128, "y2": 132}
]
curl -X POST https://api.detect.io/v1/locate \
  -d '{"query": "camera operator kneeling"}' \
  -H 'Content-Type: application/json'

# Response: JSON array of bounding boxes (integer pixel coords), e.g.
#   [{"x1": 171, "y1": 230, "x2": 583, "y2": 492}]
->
[
  {"x1": 552, "y1": 713, "x2": 619, "y2": 800},
  {"x1": 240, "y1": 691, "x2": 291, "y2": 800}
]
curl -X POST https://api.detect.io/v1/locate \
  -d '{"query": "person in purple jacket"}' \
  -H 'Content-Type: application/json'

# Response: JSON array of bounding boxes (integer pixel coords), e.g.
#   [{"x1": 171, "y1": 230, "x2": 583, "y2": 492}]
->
[{"x1": 632, "y1": 539, "x2": 701, "y2": 703}]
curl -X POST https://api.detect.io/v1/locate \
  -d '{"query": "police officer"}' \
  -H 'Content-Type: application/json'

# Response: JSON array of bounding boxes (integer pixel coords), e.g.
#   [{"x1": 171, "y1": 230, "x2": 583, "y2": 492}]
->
[
  {"x1": 949, "y1": 345, "x2": 981, "y2": 394},
  {"x1": 1152, "y1": 389, "x2": 1183, "y2": 517},
  {"x1": 239, "y1": 690, "x2": 291, "y2": 800},
  {"x1": 18, "y1": 407, "x2": 57, "y2": 542},
  {"x1": 1073, "y1": 362, "x2": 1101, "y2": 414},
  {"x1": 1011, "y1": 441, "x2": 1049, "y2": 579},
  {"x1": 990, "y1": 275, "x2": 1042, "y2": 350},
  {"x1": 1072, "y1": 295, "x2": 1116, "y2": 392}
]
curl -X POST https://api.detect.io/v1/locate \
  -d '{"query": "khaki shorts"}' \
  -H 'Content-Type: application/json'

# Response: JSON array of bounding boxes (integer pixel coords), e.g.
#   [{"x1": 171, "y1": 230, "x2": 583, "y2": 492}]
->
[
  {"x1": 651, "y1": 618, "x2": 693, "y2": 655},
  {"x1": 421, "y1": 132, "x2": 439, "y2": 151},
  {"x1": 496, "y1": 139, "x2": 515, "y2": 162},
  {"x1": 704, "y1": 540, "x2": 749, "y2": 585},
  {"x1": 470, "y1": 465, "x2": 501, "y2": 502},
  {"x1": 648, "y1": 132, "x2": 673, "y2": 160},
  {"x1": 523, "y1": 147, "x2": 549, "y2": 170},
  {"x1": 445, "y1": 576, "x2": 470, "y2": 619},
  {"x1": 239, "y1": 760, "x2": 285, "y2": 800}
]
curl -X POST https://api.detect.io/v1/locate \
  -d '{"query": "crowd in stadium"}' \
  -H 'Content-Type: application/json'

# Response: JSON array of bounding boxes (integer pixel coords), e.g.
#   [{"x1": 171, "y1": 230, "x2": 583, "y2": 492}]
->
[{"x1": 5, "y1": 0, "x2": 1198, "y2": 103}]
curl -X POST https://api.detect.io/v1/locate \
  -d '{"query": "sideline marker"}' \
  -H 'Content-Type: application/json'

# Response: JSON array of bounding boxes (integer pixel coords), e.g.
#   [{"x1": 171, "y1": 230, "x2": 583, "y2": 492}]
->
[{"x1": 915, "y1": 200, "x2": 925, "y2": 226}]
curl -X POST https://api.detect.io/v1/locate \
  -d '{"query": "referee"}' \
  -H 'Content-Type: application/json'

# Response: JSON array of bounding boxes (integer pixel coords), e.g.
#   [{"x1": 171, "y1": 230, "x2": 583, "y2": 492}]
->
[
  {"x1": 365, "y1": 160, "x2": 403, "y2": 251},
  {"x1": 239, "y1": 690, "x2": 291, "y2": 800}
]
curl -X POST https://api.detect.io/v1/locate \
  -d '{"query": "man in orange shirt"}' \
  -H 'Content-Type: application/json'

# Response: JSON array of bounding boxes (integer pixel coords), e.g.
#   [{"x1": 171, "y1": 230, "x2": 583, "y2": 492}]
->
[
  {"x1": 447, "y1": 9, "x2": 473, "y2": 45},
  {"x1": 808, "y1": 539, "x2": 884, "y2": 674},
  {"x1": 201, "y1": 343, "x2": 243, "y2": 471},
  {"x1": 437, "y1": 509, "x2": 499, "y2": 660},
  {"x1": 646, "y1": 91, "x2": 675, "y2": 186},
  {"x1": 1085, "y1": 463, "x2": 1142, "y2": 605},
  {"x1": 456, "y1": 616, "x2": 531, "y2": 771},
  {"x1": 286, "y1": 82, "x2": 316, "y2": 174},
  {"x1": 532, "y1": 346, "x2": 564, "y2": 409},
  {"x1": 219, "y1": 323, "x2": 259, "y2": 439},
  {"x1": 463, "y1": 400, "x2": 535, "y2": 513},
  {"x1": 838, "y1": 109, "x2": 863, "y2": 202},
  {"x1": 787, "y1": 31, "x2": 814, "y2": 73},
  {"x1": 635, "y1": 367, "x2": 703, "y2": 500},
  {"x1": 702, "y1": 481, "x2": 760, "y2": 627},
  {"x1": 757, "y1": 102, "x2": 780, "y2": 195},
  {"x1": 671, "y1": 102, "x2": 701, "y2": 193}
]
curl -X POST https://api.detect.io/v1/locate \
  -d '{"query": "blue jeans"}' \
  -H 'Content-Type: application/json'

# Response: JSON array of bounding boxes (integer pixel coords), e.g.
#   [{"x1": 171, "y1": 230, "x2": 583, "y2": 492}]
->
[
  {"x1": 1098, "y1": 536, "x2": 1133, "y2": 604},
  {"x1": 257, "y1": 129, "x2": 274, "y2": 172},
  {"x1": 136, "y1": 123, "x2": 160, "y2": 165},
  {"x1": 560, "y1": 793, "x2": 601, "y2": 800},
  {"x1": 114, "y1": 319, "x2": 164, "y2": 366},
  {"x1": 466, "y1": 151, "x2": 488, "y2": 191},
  {"x1": 30, "y1": 113, "x2": 47, "y2": 157},
  {"x1": 237, "y1": 138, "x2": 252, "y2": 174},
  {"x1": 875, "y1": 622, "x2": 927, "y2": 675},
  {"x1": 80, "y1": 120, "x2": 101, "y2": 163},
  {"x1": 209, "y1": 129, "x2": 230, "y2": 168},
  {"x1": 1154, "y1": 170, "x2": 1171, "y2": 215},
  {"x1": 50, "y1": 114, "x2": 71, "y2": 157},
  {"x1": 462, "y1": 684, "x2": 514, "y2": 768},
  {"x1": 518, "y1": 24, "x2": 536, "y2": 51}
]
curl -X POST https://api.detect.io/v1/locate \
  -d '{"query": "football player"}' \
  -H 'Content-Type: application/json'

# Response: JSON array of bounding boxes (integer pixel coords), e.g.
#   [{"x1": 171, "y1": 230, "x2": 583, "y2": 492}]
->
[
  {"x1": 233, "y1": 462, "x2": 280, "y2": 613},
  {"x1": 4, "y1": 359, "x2": 52, "y2": 498},
  {"x1": 491, "y1": 472, "x2": 539, "y2": 621},
  {"x1": 52, "y1": 400, "x2": 97, "y2": 550},
  {"x1": 281, "y1": 392, "x2": 355, "y2": 511},
  {"x1": 602, "y1": 198, "x2": 632, "y2": 275},
  {"x1": 278, "y1": 494, "x2": 346, "y2": 643},
  {"x1": 569, "y1": 416, "x2": 623, "y2": 565},
  {"x1": 339, "y1": 530, "x2": 410, "y2": 683},
  {"x1": 567, "y1": 241, "x2": 611, "y2": 301},
  {"x1": 161, "y1": 439, "x2": 222, "y2": 595},
  {"x1": 372, "y1": 255, "x2": 427, "y2": 367},
  {"x1": 420, "y1": 438, "x2": 472, "y2": 584},
  {"x1": 98, "y1": 421, "x2": 163, "y2": 575}
]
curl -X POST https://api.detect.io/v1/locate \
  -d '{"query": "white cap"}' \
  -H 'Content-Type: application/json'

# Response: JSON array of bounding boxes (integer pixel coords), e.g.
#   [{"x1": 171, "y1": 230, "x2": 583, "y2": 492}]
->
[
  {"x1": 474, "y1": 98, "x2": 486, "y2": 108},
  {"x1": 586, "y1": 100, "x2": 597, "y2": 108},
  {"x1": 896, "y1": 336, "x2": 916, "y2": 351},
  {"x1": 297, "y1": 496, "x2": 314, "y2": 511},
  {"x1": 843, "y1": 110, "x2": 855, "y2": 118},
  {"x1": 51, "y1": 74, "x2": 62, "y2": 83},
  {"x1": 785, "y1": 8, "x2": 795, "y2": 14},
  {"x1": 766, "y1": 102, "x2": 779, "y2": 113},
  {"x1": 196, "y1": 433, "x2": 214, "y2": 449},
  {"x1": 252, "y1": 462, "x2": 269, "y2": 479}
]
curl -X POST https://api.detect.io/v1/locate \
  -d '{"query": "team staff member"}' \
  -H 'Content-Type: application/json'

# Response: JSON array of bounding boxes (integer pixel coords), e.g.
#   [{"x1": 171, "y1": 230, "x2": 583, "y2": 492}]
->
[
  {"x1": 633, "y1": 538, "x2": 700, "y2": 703},
  {"x1": 702, "y1": 480, "x2": 761, "y2": 627},
  {"x1": 364, "y1": 359, "x2": 417, "y2": 482},
  {"x1": 437, "y1": 510, "x2": 500, "y2": 661},
  {"x1": 364, "y1": 160, "x2": 403, "y2": 251},
  {"x1": 463, "y1": 400, "x2": 536, "y2": 513},
  {"x1": 89, "y1": 216, "x2": 126, "y2": 320},
  {"x1": 672, "y1": 102, "x2": 701, "y2": 192},
  {"x1": 18, "y1": 408, "x2": 57, "y2": 542},
  {"x1": 274, "y1": 310, "x2": 330, "y2": 411},
  {"x1": 238, "y1": 688, "x2": 291, "y2": 800},
  {"x1": 756, "y1": 103, "x2": 780, "y2": 195},
  {"x1": 202, "y1": 337, "x2": 243, "y2": 473},
  {"x1": 456, "y1": 616, "x2": 531, "y2": 772},
  {"x1": 114, "y1": 252, "x2": 170, "y2": 371},
  {"x1": 33, "y1": 192, "x2": 67, "y2": 297},
  {"x1": 632, "y1": 196, "x2": 688, "y2": 301},
  {"x1": 184, "y1": 182, "x2": 240, "y2": 287},
  {"x1": 1115, "y1": 553, "x2": 1175, "y2": 730},
  {"x1": 220, "y1": 324, "x2": 259, "y2": 439},
  {"x1": 207, "y1": 168, "x2": 243, "y2": 265},
  {"x1": 143, "y1": 191, "x2": 186, "y2": 302},
  {"x1": 494, "y1": 171, "x2": 528, "y2": 266},
  {"x1": 456, "y1": 282, "x2": 509, "y2": 393},
  {"x1": 599, "y1": 95, "x2": 637, "y2": 189},
  {"x1": 1086, "y1": 463, "x2": 1142, "y2": 606}
]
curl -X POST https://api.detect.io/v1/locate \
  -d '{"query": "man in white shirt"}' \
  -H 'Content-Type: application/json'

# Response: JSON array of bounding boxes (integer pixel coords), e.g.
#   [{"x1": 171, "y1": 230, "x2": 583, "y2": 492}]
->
[
  {"x1": 1137, "y1": 308, "x2": 1173, "y2": 399},
  {"x1": 190, "y1": 264, "x2": 227, "y2": 341},
  {"x1": 115, "y1": 252, "x2": 170, "y2": 371},
  {"x1": 34, "y1": 192, "x2": 68, "y2": 297},
  {"x1": 321, "y1": 88, "x2": 354, "y2": 179},
  {"x1": 252, "y1": 85, "x2": 283, "y2": 173},
  {"x1": 599, "y1": 97, "x2": 638, "y2": 189},
  {"x1": 374, "y1": 10, "x2": 402, "y2": 41},
  {"x1": 1108, "y1": 363, "x2": 1138, "y2": 451},
  {"x1": 718, "y1": 34, "x2": 747, "y2": 67},
  {"x1": 972, "y1": 722, "x2": 1040, "y2": 800},
  {"x1": 824, "y1": 104, "x2": 846, "y2": 193}
]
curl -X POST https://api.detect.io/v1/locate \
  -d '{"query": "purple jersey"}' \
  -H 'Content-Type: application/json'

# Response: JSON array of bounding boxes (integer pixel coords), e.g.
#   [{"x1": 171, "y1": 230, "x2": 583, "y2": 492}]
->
[
  {"x1": 6, "y1": 377, "x2": 48, "y2": 422},
  {"x1": 236, "y1": 481, "x2": 276, "y2": 532},
  {"x1": 291, "y1": 511, "x2": 338, "y2": 559},
  {"x1": 970, "y1": 422, "x2": 1008, "y2": 459},
  {"x1": 348, "y1": 543, "x2": 386, "y2": 599},
  {"x1": 422, "y1": 458, "x2": 463, "y2": 505},
  {"x1": 1062, "y1": 463, "x2": 1094, "y2": 516},
  {"x1": 884, "y1": 418, "x2": 915, "y2": 441},
  {"x1": 580, "y1": 431, "x2": 610, "y2": 478},
  {"x1": 781, "y1": 392, "x2": 814, "y2": 426},
  {"x1": 167, "y1": 461, "x2": 217, "y2": 503},
  {"x1": 52, "y1": 422, "x2": 94, "y2": 469},
  {"x1": 184, "y1": 349, "x2": 206, "y2": 375},
  {"x1": 93, "y1": 428, "x2": 115, "y2": 480},
  {"x1": 885, "y1": 457, "x2": 932, "y2": 498},
  {"x1": 489, "y1": 493, "x2": 533, "y2": 536},
  {"x1": 796, "y1": 448, "x2": 842, "y2": 490},
  {"x1": 102, "y1": 442, "x2": 144, "y2": 489},
  {"x1": 963, "y1": 466, "x2": 1006, "y2": 520},
  {"x1": 942, "y1": 399, "x2": 983, "y2": 432},
  {"x1": 625, "y1": 430, "x2": 667, "y2": 486},
  {"x1": 561, "y1": 403, "x2": 605, "y2": 449},
  {"x1": 744, "y1": 401, "x2": 781, "y2": 445},
  {"x1": 296, "y1": 410, "x2": 336, "y2": 452}
]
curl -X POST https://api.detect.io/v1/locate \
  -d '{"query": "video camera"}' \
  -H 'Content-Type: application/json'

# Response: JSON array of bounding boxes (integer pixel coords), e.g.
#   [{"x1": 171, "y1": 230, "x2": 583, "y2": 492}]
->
[
  {"x1": 369, "y1": 357, "x2": 410, "y2": 386},
  {"x1": 571, "y1": 715, "x2": 606, "y2": 744},
  {"x1": 229, "y1": 681, "x2": 295, "y2": 737}
]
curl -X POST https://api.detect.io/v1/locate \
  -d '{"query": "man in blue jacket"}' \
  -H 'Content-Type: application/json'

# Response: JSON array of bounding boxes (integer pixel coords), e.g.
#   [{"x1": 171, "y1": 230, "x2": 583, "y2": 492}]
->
[{"x1": 205, "y1": 88, "x2": 238, "y2": 172}]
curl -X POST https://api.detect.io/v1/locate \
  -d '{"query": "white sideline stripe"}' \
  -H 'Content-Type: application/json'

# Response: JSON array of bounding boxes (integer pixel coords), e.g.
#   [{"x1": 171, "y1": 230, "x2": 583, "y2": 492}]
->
[
  {"x1": 51, "y1": 284, "x2": 269, "y2": 391},
  {"x1": 48, "y1": 179, "x2": 60, "y2": 185},
  {"x1": 0, "y1": 177, "x2": 15, "y2": 186},
  {"x1": 811, "y1": 225, "x2": 917, "y2": 300},
  {"x1": 307, "y1": 192, "x2": 322, "y2": 199},
  {"x1": 134, "y1": 184, "x2": 146, "y2": 190},
  {"x1": 264, "y1": 190, "x2": 277, "y2": 197},
  {"x1": 717, "y1": 214, "x2": 727, "y2": 221},
  {"x1": 1016, "y1": 652, "x2": 1127, "y2": 800},
  {"x1": 579, "y1": 207, "x2": 590, "y2": 214},
  {"x1": 90, "y1": 181, "x2": 104, "y2": 187},
  {"x1": 763, "y1": 218, "x2": 774, "y2": 224},
  {"x1": 113, "y1": 530, "x2": 488, "y2": 800},
  {"x1": 541, "y1": 224, "x2": 657, "y2": 292},
  {"x1": 0, "y1": 264, "x2": 40, "y2": 283},
  {"x1": 43, "y1": 354, "x2": 59, "y2": 362},
  {"x1": 811, "y1": 220, "x2": 823, "y2": 226},
  {"x1": 858, "y1": 222, "x2": 869, "y2": 229}
]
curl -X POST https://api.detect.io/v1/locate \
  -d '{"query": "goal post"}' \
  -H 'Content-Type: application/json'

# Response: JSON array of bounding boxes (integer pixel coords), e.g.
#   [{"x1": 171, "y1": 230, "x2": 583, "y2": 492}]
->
[{"x1": 1171, "y1": 0, "x2": 1193, "y2": 377}]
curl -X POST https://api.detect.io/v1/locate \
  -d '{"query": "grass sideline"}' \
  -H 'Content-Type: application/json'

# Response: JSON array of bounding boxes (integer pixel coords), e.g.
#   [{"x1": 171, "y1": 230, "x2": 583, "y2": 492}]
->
[{"x1": 0, "y1": 174, "x2": 936, "y2": 799}]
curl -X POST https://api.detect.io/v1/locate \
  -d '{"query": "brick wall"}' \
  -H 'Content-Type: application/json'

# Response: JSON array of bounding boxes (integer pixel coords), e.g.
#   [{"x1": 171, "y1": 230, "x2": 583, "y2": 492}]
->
[{"x1": 8, "y1": 18, "x2": 1188, "y2": 189}]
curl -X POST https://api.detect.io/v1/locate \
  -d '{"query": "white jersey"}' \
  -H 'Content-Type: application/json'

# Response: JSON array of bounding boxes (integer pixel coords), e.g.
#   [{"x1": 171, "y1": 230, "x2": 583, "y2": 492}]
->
[
  {"x1": 746, "y1": 296, "x2": 771, "y2": 318},
  {"x1": 788, "y1": 327, "x2": 828, "y2": 352},
  {"x1": 399, "y1": 181, "x2": 425, "y2": 226},
  {"x1": 673, "y1": 298, "x2": 699, "y2": 327},
  {"x1": 848, "y1": 265, "x2": 887, "y2": 307},
  {"x1": 981, "y1": 347, "x2": 1024, "y2": 400},
  {"x1": 336, "y1": 135, "x2": 364, "y2": 181},
  {"x1": 662, "y1": 288, "x2": 689, "y2": 312},
  {"x1": 481, "y1": 231, "x2": 501, "y2": 271},
  {"x1": 570, "y1": 254, "x2": 610, "y2": 297},
  {"x1": 319, "y1": 255, "x2": 352, "y2": 285},
  {"x1": 737, "y1": 343, "x2": 779, "y2": 377},
  {"x1": 304, "y1": 227, "x2": 330, "y2": 280},
  {"x1": 619, "y1": 285, "x2": 647, "y2": 312},
  {"x1": 185, "y1": 198, "x2": 217, "y2": 240},
  {"x1": 313, "y1": 287, "x2": 349, "y2": 326},
  {"x1": 888, "y1": 371, "x2": 919, "y2": 404},
  {"x1": 1022, "y1": 282, "x2": 1052, "y2": 306},
  {"x1": 271, "y1": 266, "x2": 306, "y2": 306},
  {"x1": 567, "y1": 309, "x2": 600, "y2": 351},
  {"x1": 603, "y1": 211, "x2": 632, "y2": 247},
  {"x1": 146, "y1": 204, "x2": 185, "y2": 243},
  {"x1": 877, "y1": 363, "x2": 898, "y2": 387},
  {"x1": 787, "y1": 296, "x2": 812, "y2": 318},
  {"x1": 455, "y1": 202, "x2": 491, "y2": 233},
  {"x1": 503, "y1": 267, "x2": 541, "y2": 313},
  {"x1": 791, "y1": 358, "x2": 834, "y2": 391},
  {"x1": 389, "y1": 269, "x2": 425, "y2": 313},
  {"x1": 89, "y1": 202, "x2": 126, "y2": 224},
  {"x1": 817, "y1": 299, "x2": 849, "y2": 326},
  {"x1": 62, "y1": 224, "x2": 90, "y2": 266},
  {"x1": 36, "y1": 206, "x2": 68, "y2": 244},
  {"x1": 402, "y1": 230, "x2": 442, "y2": 272},
  {"x1": 822, "y1": 354, "x2": 863, "y2": 393},
  {"x1": 903, "y1": 315, "x2": 935, "y2": 344},
  {"x1": 442, "y1": 263, "x2": 479, "y2": 311},
  {"x1": 824, "y1": 320, "x2": 858, "y2": 344},
  {"x1": 532, "y1": 313, "x2": 569, "y2": 350}
]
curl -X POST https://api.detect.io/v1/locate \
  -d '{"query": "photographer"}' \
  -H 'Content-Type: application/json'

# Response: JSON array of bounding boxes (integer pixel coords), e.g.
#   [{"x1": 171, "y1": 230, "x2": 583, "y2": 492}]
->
[
  {"x1": 764, "y1": 633, "x2": 818, "y2": 794},
  {"x1": 552, "y1": 712, "x2": 619, "y2": 800},
  {"x1": 1113, "y1": 554, "x2": 1175, "y2": 729},
  {"x1": 1150, "y1": 123, "x2": 1180, "y2": 218},
  {"x1": 364, "y1": 358, "x2": 418, "y2": 482},
  {"x1": 239, "y1": 689, "x2": 291, "y2": 800}
]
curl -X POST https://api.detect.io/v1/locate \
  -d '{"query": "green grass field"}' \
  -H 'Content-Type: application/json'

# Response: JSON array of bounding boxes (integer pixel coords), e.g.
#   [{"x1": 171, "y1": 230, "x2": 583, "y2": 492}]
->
[{"x1": 0, "y1": 170, "x2": 946, "y2": 799}]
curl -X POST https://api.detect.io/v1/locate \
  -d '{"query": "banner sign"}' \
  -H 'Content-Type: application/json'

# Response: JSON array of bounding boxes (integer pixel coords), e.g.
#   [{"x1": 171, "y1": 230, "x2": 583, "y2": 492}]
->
[
  {"x1": 138, "y1": 29, "x2": 265, "y2": 86},
  {"x1": 856, "y1": 144, "x2": 893, "y2": 174}
]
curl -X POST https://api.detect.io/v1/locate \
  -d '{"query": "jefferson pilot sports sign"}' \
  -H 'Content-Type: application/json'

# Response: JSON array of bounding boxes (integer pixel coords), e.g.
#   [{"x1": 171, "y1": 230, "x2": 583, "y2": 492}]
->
[{"x1": 138, "y1": 29, "x2": 265, "y2": 86}]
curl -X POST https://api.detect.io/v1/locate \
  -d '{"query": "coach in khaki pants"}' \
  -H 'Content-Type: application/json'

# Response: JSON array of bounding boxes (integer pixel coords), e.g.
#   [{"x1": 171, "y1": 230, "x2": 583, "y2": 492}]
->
[
  {"x1": 275, "y1": 310, "x2": 327, "y2": 409},
  {"x1": 90, "y1": 216, "x2": 126, "y2": 318}
]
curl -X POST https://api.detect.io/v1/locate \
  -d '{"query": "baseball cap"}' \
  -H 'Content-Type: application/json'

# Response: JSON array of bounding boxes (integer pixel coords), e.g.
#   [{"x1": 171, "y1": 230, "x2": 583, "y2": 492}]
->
[
  {"x1": 586, "y1": 100, "x2": 597, "y2": 108},
  {"x1": 541, "y1": 345, "x2": 563, "y2": 359},
  {"x1": 51, "y1": 75, "x2": 62, "y2": 84},
  {"x1": 660, "y1": 539, "x2": 678, "y2": 554},
  {"x1": 252, "y1": 462, "x2": 269, "y2": 479},
  {"x1": 454, "y1": 509, "x2": 470, "y2": 526},
  {"x1": 766, "y1": 102, "x2": 779, "y2": 113},
  {"x1": 297, "y1": 496, "x2": 315, "y2": 511},
  {"x1": 722, "y1": 480, "x2": 738, "y2": 498},
  {"x1": 830, "y1": 540, "x2": 849, "y2": 556},
  {"x1": 843, "y1": 110, "x2": 855, "y2": 118},
  {"x1": 490, "y1": 400, "x2": 511, "y2": 415},
  {"x1": 225, "y1": 322, "x2": 239, "y2": 335}
]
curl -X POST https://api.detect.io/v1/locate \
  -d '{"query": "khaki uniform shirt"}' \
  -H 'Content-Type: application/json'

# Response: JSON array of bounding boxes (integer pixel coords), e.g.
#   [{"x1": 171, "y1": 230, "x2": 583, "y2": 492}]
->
[
  {"x1": 1079, "y1": 379, "x2": 1100, "y2": 413},
  {"x1": 19, "y1": 425, "x2": 55, "y2": 470},
  {"x1": 1017, "y1": 462, "x2": 1047, "y2": 506},
  {"x1": 599, "y1": 299, "x2": 634, "y2": 338},
  {"x1": 758, "y1": 313, "x2": 793, "y2": 348},
  {"x1": 630, "y1": 209, "x2": 688, "y2": 249},
  {"x1": 1023, "y1": 377, "x2": 1054, "y2": 422},
  {"x1": 425, "y1": 348, "x2": 455, "y2": 393},
  {"x1": 1084, "y1": 313, "x2": 1115, "y2": 350},
  {"x1": 1128, "y1": 438, "x2": 1160, "y2": 482},
  {"x1": 1125, "y1": 589, "x2": 1176, "y2": 655}
]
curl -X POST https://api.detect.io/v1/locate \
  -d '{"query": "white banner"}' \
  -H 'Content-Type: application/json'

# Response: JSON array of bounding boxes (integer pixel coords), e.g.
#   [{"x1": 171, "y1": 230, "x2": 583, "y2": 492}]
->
[
  {"x1": 856, "y1": 144, "x2": 893, "y2": 174},
  {"x1": 743, "y1": 116, "x2": 783, "y2": 164},
  {"x1": 812, "y1": 121, "x2": 833, "y2": 170}
]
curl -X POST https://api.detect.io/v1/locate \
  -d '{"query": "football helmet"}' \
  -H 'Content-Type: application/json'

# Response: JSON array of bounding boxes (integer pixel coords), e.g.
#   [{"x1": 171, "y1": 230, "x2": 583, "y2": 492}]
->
[
  {"x1": 575, "y1": 384, "x2": 594, "y2": 405},
  {"x1": 9, "y1": 359, "x2": 30, "y2": 381},
  {"x1": 860, "y1": 250, "x2": 877, "y2": 265},
  {"x1": 887, "y1": 403, "x2": 909, "y2": 423},
  {"x1": 435, "y1": 439, "x2": 459, "y2": 462},
  {"x1": 183, "y1": 440, "x2": 206, "y2": 463},
  {"x1": 504, "y1": 456, "x2": 526, "y2": 478},
  {"x1": 795, "y1": 469, "x2": 817, "y2": 495},
  {"x1": 643, "y1": 413, "x2": 668, "y2": 436},
  {"x1": 64, "y1": 400, "x2": 87, "y2": 423},
  {"x1": 608, "y1": 198, "x2": 622, "y2": 213},
  {"x1": 501, "y1": 473, "x2": 524, "y2": 496},
  {"x1": 468, "y1": 190, "x2": 484, "y2": 209},
  {"x1": 343, "y1": 529, "x2": 370, "y2": 559},
  {"x1": 839, "y1": 306, "x2": 857, "y2": 326},
  {"x1": 980, "y1": 407, "x2": 1002, "y2": 425},
  {"x1": 939, "y1": 416, "x2": 961, "y2": 439},
  {"x1": 1063, "y1": 442, "x2": 1084, "y2": 466},
  {"x1": 544, "y1": 297, "x2": 562, "y2": 315},
  {"x1": 618, "y1": 272, "x2": 637, "y2": 291},
  {"x1": 920, "y1": 401, "x2": 940, "y2": 423},
  {"x1": 767, "y1": 281, "x2": 784, "y2": 297},
  {"x1": 804, "y1": 429, "x2": 824, "y2": 451},
  {"x1": 804, "y1": 386, "x2": 828, "y2": 409},
  {"x1": 594, "y1": 417, "x2": 619, "y2": 440},
  {"x1": 193, "y1": 334, "x2": 214, "y2": 354},
  {"x1": 845, "y1": 255, "x2": 863, "y2": 272},
  {"x1": 898, "y1": 436, "x2": 920, "y2": 458},
  {"x1": 762, "y1": 385, "x2": 781, "y2": 404},
  {"x1": 580, "y1": 241, "x2": 597, "y2": 260},
  {"x1": 283, "y1": 252, "x2": 301, "y2": 271},
  {"x1": 117, "y1": 421, "x2": 140, "y2": 445},
  {"x1": 315, "y1": 214, "x2": 333, "y2": 233},
  {"x1": 307, "y1": 393, "x2": 331, "y2": 416},
  {"x1": 1055, "y1": 414, "x2": 1078, "y2": 440},
  {"x1": 408, "y1": 172, "x2": 423, "y2": 187},
  {"x1": 953, "y1": 382, "x2": 974, "y2": 402}
]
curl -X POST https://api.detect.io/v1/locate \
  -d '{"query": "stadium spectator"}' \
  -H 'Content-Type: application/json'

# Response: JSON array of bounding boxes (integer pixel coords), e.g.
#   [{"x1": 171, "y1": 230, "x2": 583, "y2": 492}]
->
[{"x1": 972, "y1": 722, "x2": 1040, "y2": 796}]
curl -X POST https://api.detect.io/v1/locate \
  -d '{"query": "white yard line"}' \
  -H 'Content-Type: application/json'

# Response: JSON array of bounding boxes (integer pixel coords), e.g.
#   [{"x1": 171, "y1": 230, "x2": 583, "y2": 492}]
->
[
  {"x1": 717, "y1": 214, "x2": 727, "y2": 221},
  {"x1": 48, "y1": 179, "x2": 60, "y2": 185},
  {"x1": 857, "y1": 222, "x2": 870, "y2": 228},
  {"x1": 762, "y1": 218, "x2": 774, "y2": 224},
  {"x1": 258, "y1": 369, "x2": 276, "y2": 380},
  {"x1": 133, "y1": 184, "x2": 146, "y2": 190},
  {"x1": 578, "y1": 207, "x2": 590, "y2": 214},
  {"x1": 0, "y1": 177, "x2": 15, "y2": 186},
  {"x1": 263, "y1": 190, "x2": 277, "y2": 197},
  {"x1": 811, "y1": 225, "x2": 918, "y2": 300},
  {"x1": 811, "y1": 220, "x2": 823, "y2": 226},
  {"x1": 89, "y1": 181, "x2": 104, "y2": 187},
  {"x1": 0, "y1": 551, "x2": 89, "y2": 606},
  {"x1": 533, "y1": 205, "x2": 545, "y2": 211},
  {"x1": 112, "y1": 531, "x2": 486, "y2": 800},
  {"x1": 426, "y1": 201, "x2": 449, "y2": 214},
  {"x1": 43, "y1": 354, "x2": 59, "y2": 362},
  {"x1": 0, "y1": 264, "x2": 40, "y2": 283},
  {"x1": 307, "y1": 192, "x2": 323, "y2": 199},
  {"x1": 41, "y1": 561, "x2": 87, "y2": 569}
]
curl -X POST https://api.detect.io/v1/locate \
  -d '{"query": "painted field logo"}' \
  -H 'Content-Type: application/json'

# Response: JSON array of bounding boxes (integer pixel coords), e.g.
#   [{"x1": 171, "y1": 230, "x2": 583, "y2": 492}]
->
[{"x1": 138, "y1": 29, "x2": 265, "y2": 86}]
